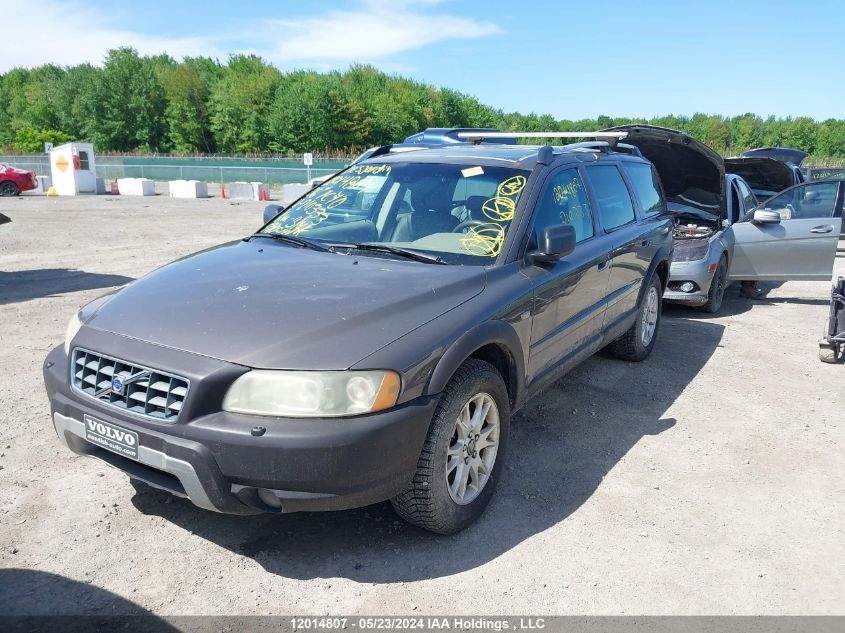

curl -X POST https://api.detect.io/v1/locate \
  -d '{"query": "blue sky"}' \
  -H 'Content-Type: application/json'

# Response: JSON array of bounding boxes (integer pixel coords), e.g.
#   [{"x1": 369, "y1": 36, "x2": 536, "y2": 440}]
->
[{"x1": 5, "y1": 0, "x2": 843, "y2": 120}]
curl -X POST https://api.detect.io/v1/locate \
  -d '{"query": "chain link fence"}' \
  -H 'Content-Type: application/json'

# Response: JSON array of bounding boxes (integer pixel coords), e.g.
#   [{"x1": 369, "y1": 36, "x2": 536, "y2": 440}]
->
[{"x1": 0, "y1": 155, "x2": 348, "y2": 185}]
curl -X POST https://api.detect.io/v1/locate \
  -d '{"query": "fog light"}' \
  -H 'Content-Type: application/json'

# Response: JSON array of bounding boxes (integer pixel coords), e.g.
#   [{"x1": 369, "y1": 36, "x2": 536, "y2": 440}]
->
[{"x1": 679, "y1": 282, "x2": 695, "y2": 293}]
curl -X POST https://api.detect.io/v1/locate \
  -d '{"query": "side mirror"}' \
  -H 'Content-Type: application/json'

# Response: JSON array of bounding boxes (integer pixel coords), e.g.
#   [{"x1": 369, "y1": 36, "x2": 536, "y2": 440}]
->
[
  {"x1": 528, "y1": 224, "x2": 576, "y2": 264},
  {"x1": 752, "y1": 209, "x2": 781, "y2": 224},
  {"x1": 263, "y1": 204, "x2": 284, "y2": 224}
]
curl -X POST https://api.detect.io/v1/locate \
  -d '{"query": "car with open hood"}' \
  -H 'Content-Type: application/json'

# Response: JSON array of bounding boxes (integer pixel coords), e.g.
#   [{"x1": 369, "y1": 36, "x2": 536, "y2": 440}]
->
[
  {"x1": 603, "y1": 125, "x2": 842, "y2": 313},
  {"x1": 725, "y1": 155, "x2": 801, "y2": 200},
  {"x1": 45, "y1": 132, "x2": 674, "y2": 534},
  {"x1": 742, "y1": 147, "x2": 808, "y2": 167}
]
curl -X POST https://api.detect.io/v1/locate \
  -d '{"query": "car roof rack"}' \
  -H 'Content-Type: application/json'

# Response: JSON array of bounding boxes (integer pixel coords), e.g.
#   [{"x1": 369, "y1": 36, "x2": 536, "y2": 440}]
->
[
  {"x1": 457, "y1": 131, "x2": 628, "y2": 148},
  {"x1": 404, "y1": 128, "x2": 518, "y2": 146}
]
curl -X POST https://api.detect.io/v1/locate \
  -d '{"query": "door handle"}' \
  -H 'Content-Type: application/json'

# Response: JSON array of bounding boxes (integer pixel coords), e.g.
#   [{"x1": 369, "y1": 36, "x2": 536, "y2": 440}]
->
[
  {"x1": 810, "y1": 225, "x2": 834, "y2": 234},
  {"x1": 640, "y1": 239, "x2": 651, "y2": 247}
]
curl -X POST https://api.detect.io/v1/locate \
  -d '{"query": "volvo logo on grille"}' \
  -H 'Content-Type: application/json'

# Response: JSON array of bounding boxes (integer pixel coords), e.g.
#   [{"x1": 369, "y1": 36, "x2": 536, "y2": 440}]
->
[
  {"x1": 93, "y1": 369, "x2": 151, "y2": 398},
  {"x1": 111, "y1": 376, "x2": 126, "y2": 394}
]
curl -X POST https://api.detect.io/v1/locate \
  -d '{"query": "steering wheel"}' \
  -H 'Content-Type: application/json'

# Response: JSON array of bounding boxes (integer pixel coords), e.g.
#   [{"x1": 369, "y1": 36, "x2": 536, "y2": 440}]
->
[{"x1": 452, "y1": 219, "x2": 487, "y2": 233}]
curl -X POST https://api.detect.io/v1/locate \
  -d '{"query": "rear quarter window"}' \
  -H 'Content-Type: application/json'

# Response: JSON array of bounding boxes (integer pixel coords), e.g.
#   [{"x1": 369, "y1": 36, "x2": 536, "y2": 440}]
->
[
  {"x1": 622, "y1": 162, "x2": 665, "y2": 216},
  {"x1": 585, "y1": 165, "x2": 636, "y2": 230}
]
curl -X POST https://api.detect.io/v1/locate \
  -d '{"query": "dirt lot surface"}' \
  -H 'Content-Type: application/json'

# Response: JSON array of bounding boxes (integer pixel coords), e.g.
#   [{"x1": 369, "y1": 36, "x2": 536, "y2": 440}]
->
[{"x1": 1, "y1": 193, "x2": 843, "y2": 616}]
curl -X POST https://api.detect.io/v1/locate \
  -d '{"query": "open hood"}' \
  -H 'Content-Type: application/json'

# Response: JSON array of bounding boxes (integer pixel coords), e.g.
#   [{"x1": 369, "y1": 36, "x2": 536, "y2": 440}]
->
[
  {"x1": 725, "y1": 157, "x2": 794, "y2": 197},
  {"x1": 741, "y1": 147, "x2": 808, "y2": 166},
  {"x1": 602, "y1": 125, "x2": 725, "y2": 219}
]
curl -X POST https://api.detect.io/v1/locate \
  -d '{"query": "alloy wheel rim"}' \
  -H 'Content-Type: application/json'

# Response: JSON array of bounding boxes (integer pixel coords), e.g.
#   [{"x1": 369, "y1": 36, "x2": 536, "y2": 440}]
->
[
  {"x1": 641, "y1": 286, "x2": 659, "y2": 346},
  {"x1": 446, "y1": 392, "x2": 500, "y2": 505}
]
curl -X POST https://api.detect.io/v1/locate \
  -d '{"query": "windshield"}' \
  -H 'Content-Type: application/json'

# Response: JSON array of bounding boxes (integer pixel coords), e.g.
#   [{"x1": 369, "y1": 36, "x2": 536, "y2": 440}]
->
[{"x1": 261, "y1": 162, "x2": 530, "y2": 265}]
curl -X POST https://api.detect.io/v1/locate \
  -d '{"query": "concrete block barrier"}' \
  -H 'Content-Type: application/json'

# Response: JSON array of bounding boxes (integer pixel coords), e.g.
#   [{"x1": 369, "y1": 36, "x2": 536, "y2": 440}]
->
[
  {"x1": 228, "y1": 181, "x2": 267, "y2": 201},
  {"x1": 169, "y1": 180, "x2": 209, "y2": 198},
  {"x1": 117, "y1": 178, "x2": 155, "y2": 196},
  {"x1": 282, "y1": 183, "x2": 311, "y2": 206},
  {"x1": 34, "y1": 175, "x2": 52, "y2": 193}
]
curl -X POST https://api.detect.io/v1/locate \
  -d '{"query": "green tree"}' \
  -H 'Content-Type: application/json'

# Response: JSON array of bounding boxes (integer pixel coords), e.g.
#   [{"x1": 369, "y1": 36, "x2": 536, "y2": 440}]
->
[
  {"x1": 92, "y1": 48, "x2": 168, "y2": 151},
  {"x1": 2, "y1": 56, "x2": 845, "y2": 159},
  {"x1": 728, "y1": 113, "x2": 763, "y2": 154},
  {"x1": 209, "y1": 55, "x2": 279, "y2": 153},
  {"x1": 13, "y1": 127, "x2": 71, "y2": 152},
  {"x1": 161, "y1": 58, "x2": 220, "y2": 153}
]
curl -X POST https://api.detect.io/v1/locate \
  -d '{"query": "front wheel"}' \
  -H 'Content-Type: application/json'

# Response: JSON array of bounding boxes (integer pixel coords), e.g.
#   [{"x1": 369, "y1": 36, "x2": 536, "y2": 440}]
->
[
  {"x1": 611, "y1": 275, "x2": 662, "y2": 362},
  {"x1": 0, "y1": 181, "x2": 19, "y2": 197},
  {"x1": 391, "y1": 359, "x2": 510, "y2": 534},
  {"x1": 700, "y1": 255, "x2": 728, "y2": 314}
]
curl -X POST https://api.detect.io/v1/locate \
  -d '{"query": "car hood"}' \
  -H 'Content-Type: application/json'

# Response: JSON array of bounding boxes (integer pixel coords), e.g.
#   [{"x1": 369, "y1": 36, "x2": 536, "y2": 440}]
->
[
  {"x1": 725, "y1": 157, "x2": 794, "y2": 195},
  {"x1": 603, "y1": 124, "x2": 726, "y2": 220},
  {"x1": 741, "y1": 147, "x2": 808, "y2": 166},
  {"x1": 83, "y1": 239, "x2": 486, "y2": 370}
]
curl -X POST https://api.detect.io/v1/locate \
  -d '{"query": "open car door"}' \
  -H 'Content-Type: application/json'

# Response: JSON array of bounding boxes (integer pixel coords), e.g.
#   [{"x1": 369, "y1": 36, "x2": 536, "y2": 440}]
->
[{"x1": 727, "y1": 180, "x2": 843, "y2": 281}]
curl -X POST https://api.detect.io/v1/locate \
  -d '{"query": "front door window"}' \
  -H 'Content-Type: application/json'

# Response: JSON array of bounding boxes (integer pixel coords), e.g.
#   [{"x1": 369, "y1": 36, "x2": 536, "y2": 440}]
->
[{"x1": 760, "y1": 181, "x2": 840, "y2": 220}]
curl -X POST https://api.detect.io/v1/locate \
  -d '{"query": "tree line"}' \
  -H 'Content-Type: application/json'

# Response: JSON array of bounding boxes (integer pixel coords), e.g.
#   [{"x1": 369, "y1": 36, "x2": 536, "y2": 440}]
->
[{"x1": 2, "y1": 47, "x2": 844, "y2": 160}]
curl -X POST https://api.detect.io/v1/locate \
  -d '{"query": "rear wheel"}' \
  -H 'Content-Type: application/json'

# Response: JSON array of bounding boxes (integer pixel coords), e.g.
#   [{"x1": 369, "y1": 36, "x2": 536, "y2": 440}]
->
[
  {"x1": 700, "y1": 255, "x2": 728, "y2": 314},
  {"x1": 611, "y1": 275, "x2": 662, "y2": 362},
  {"x1": 0, "y1": 181, "x2": 19, "y2": 196},
  {"x1": 391, "y1": 359, "x2": 509, "y2": 534}
]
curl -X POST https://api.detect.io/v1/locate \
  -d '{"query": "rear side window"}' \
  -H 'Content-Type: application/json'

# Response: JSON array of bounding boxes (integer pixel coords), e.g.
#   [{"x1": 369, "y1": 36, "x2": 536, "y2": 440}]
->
[
  {"x1": 622, "y1": 162, "x2": 664, "y2": 216},
  {"x1": 532, "y1": 168, "x2": 594, "y2": 243},
  {"x1": 585, "y1": 165, "x2": 636, "y2": 230}
]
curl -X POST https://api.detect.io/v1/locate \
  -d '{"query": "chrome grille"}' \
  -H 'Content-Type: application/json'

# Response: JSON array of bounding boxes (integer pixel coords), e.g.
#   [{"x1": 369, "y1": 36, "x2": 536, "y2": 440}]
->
[{"x1": 71, "y1": 348, "x2": 189, "y2": 422}]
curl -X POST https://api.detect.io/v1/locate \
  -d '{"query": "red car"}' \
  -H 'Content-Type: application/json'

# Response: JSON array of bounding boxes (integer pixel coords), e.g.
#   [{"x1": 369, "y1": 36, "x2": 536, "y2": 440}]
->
[{"x1": 0, "y1": 163, "x2": 38, "y2": 196}]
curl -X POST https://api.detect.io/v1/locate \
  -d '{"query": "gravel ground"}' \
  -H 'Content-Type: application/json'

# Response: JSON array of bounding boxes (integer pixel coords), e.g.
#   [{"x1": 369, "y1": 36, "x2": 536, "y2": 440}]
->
[{"x1": 0, "y1": 193, "x2": 843, "y2": 616}]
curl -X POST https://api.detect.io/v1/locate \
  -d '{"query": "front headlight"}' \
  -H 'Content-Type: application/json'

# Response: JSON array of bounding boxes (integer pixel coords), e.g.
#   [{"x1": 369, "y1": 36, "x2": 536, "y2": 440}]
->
[
  {"x1": 673, "y1": 239, "x2": 710, "y2": 262},
  {"x1": 222, "y1": 370, "x2": 401, "y2": 418},
  {"x1": 64, "y1": 312, "x2": 83, "y2": 355}
]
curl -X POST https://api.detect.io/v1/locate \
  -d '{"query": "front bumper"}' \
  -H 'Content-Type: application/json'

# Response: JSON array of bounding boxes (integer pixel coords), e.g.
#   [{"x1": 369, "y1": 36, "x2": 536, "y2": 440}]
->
[
  {"x1": 44, "y1": 343, "x2": 437, "y2": 514},
  {"x1": 664, "y1": 258, "x2": 715, "y2": 306}
]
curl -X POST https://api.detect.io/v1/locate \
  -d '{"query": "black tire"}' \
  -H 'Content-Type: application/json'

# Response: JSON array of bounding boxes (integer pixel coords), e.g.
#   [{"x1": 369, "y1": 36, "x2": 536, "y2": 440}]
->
[
  {"x1": 611, "y1": 275, "x2": 663, "y2": 362},
  {"x1": 391, "y1": 358, "x2": 510, "y2": 534},
  {"x1": 0, "y1": 180, "x2": 19, "y2": 197},
  {"x1": 700, "y1": 255, "x2": 728, "y2": 314}
]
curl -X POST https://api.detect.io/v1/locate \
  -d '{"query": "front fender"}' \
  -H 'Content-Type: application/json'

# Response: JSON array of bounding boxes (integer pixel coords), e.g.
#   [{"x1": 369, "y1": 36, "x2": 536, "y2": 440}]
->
[
  {"x1": 639, "y1": 243, "x2": 673, "y2": 304},
  {"x1": 425, "y1": 319, "x2": 526, "y2": 410}
]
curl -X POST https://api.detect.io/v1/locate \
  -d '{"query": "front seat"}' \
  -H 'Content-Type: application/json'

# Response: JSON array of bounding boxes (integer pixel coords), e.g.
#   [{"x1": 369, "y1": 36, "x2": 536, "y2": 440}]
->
[{"x1": 391, "y1": 188, "x2": 459, "y2": 242}]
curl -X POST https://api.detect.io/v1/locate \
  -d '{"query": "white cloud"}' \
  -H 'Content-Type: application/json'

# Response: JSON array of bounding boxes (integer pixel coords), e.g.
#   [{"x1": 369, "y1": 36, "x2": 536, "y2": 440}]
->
[
  {"x1": 255, "y1": 1, "x2": 501, "y2": 65},
  {"x1": 0, "y1": 0, "x2": 500, "y2": 72},
  {"x1": 0, "y1": 1, "x2": 225, "y2": 71}
]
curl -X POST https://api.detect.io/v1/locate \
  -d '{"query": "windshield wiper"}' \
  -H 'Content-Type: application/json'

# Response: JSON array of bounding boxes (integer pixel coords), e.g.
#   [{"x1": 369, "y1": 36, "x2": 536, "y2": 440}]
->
[
  {"x1": 246, "y1": 232, "x2": 333, "y2": 252},
  {"x1": 337, "y1": 242, "x2": 447, "y2": 265}
]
